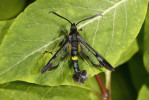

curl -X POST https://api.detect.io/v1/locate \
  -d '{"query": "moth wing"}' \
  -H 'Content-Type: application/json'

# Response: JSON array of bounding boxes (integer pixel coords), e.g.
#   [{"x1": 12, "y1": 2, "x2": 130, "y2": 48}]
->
[
  {"x1": 41, "y1": 41, "x2": 70, "y2": 73},
  {"x1": 78, "y1": 35, "x2": 114, "y2": 71}
]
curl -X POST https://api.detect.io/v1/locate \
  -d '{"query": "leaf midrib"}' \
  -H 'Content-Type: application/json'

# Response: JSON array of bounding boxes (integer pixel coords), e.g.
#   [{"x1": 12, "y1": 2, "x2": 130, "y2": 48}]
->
[
  {"x1": 0, "y1": 36, "x2": 63, "y2": 76},
  {"x1": 78, "y1": 0, "x2": 125, "y2": 29},
  {"x1": 0, "y1": 0, "x2": 126, "y2": 76}
]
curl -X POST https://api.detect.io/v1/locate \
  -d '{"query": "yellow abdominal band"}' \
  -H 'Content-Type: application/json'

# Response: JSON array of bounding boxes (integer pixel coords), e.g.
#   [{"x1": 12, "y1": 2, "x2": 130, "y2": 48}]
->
[{"x1": 72, "y1": 56, "x2": 78, "y2": 60}]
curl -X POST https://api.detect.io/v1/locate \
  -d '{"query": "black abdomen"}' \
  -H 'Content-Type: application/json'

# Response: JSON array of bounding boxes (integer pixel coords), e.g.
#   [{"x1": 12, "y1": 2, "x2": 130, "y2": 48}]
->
[{"x1": 71, "y1": 36, "x2": 80, "y2": 73}]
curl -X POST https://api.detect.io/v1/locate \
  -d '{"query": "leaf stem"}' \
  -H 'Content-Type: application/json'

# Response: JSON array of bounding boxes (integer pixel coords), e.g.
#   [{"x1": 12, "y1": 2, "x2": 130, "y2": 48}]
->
[
  {"x1": 105, "y1": 70, "x2": 111, "y2": 93},
  {"x1": 92, "y1": 90, "x2": 103, "y2": 99},
  {"x1": 95, "y1": 73, "x2": 110, "y2": 100}
]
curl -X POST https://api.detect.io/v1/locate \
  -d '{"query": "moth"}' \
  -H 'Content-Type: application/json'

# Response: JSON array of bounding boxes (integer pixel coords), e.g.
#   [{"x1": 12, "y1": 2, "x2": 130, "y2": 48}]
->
[{"x1": 41, "y1": 11, "x2": 114, "y2": 83}]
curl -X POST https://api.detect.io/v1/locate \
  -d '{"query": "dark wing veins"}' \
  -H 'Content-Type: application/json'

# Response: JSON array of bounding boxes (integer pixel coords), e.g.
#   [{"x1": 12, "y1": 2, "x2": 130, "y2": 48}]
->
[
  {"x1": 78, "y1": 35, "x2": 114, "y2": 71},
  {"x1": 41, "y1": 40, "x2": 70, "y2": 74}
]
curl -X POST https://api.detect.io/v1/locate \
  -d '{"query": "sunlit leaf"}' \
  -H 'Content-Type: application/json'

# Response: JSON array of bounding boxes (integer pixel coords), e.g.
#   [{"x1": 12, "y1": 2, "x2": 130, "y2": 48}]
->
[
  {"x1": 0, "y1": 0, "x2": 148, "y2": 85},
  {"x1": 115, "y1": 39, "x2": 138, "y2": 66}
]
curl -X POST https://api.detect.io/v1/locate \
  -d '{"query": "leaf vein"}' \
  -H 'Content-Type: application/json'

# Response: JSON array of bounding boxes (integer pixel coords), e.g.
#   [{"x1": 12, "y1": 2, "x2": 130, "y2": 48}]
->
[
  {"x1": 105, "y1": 7, "x2": 116, "y2": 56},
  {"x1": 92, "y1": 19, "x2": 100, "y2": 46},
  {"x1": 0, "y1": 36, "x2": 63, "y2": 76},
  {"x1": 122, "y1": 1, "x2": 128, "y2": 45},
  {"x1": 78, "y1": 0, "x2": 126, "y2": 29}
]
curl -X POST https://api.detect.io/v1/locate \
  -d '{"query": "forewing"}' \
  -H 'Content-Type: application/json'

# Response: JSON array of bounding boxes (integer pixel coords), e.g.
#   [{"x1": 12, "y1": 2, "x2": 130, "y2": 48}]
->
[
  {"x1": 41, "y1": 41, "x2": 69, "y2": 73},
  {"x1": 80, "y1": 43, "x2": 100, "y2": 66},
  {"x1": 78, "y1": 35, "x2": 114, "y2": 71}
]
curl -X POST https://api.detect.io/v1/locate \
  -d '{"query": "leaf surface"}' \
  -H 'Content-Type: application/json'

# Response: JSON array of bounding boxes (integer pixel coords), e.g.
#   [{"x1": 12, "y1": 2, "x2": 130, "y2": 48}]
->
[
  {"x1": 144, "y1": 6, "x2": 149, "y2": 72},
  {"x1": 0, "y1": 0, "x2": 26, "y2": 20},
  {"x1": 137, "y1": 78, "x2": 149, "y2": 100},
  {"x1": 129, "y1": 53, "x2": 149, "y2": 91},
  {"x1": 0, "y1": 20, "x2": 14, "y2": 44},
  {"x1": 115, "y1": 39, "x2": 138, "y2": 66},
  {"x1": 0, "y1": 81, "x2": 99, "y2": 100},
  {"x1": 0, "y1": 0, "x2": 148, "y2": 85}
]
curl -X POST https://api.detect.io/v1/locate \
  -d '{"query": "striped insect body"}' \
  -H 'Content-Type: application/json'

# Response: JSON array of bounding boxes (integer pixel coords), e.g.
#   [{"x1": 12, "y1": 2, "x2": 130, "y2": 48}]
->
[{"x1": 41, "y1": 11, "x2": 114, "y2": 84}]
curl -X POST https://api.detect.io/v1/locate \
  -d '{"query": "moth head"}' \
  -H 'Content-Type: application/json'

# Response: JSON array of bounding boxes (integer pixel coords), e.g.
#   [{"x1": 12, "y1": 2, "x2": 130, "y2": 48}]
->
[{"x1": 70, "y1": 23, "x2": 77, "y2": 31}]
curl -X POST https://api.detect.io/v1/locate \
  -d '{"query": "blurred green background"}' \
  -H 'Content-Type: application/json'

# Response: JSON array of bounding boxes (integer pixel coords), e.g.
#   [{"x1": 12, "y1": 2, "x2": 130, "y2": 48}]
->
[{"x1": 0, "y1": 0, "x2": 35, "y2": 20}]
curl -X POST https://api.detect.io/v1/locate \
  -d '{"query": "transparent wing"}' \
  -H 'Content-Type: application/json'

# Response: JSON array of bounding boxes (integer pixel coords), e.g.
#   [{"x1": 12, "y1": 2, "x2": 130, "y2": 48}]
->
[
  {"x1": 41, "y1": 41, "x2": 70, "y2": 73},
  {"x1": 78, "y1": 35, "x2": 114, "y2": 71},
  {"x1": 80, "y1": 43, "x2": 100, "y2": 66}
]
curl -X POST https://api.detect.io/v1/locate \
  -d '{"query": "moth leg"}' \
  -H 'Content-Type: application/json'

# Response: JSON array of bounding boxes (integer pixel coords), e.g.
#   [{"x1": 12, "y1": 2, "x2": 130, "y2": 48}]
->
[
  {"x1": 41, "y1": 41, "x2": 69, "y2": 74},
  {"x1": 43, "y1": 51, "x2": 53, "y2": 55},
  {"x1": 40, "y1": 51, "x2": 53, "y2": 59},
  {"x1": 42, "y1": 45, "x2": 61, "y2": 58}
]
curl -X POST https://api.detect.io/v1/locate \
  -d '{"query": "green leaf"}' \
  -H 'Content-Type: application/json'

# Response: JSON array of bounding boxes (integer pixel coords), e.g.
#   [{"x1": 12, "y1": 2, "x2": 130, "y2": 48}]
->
[
  {"x1": 0, "y1": 0, "x2": 148, "y2": 85},
  {"x1": 111, "y1": 64, "x2": 137, "y2": 100},
  {"x1": 115, "y1": 39, "x2": 138, "y2": 66},
  {"x1": 0, "y1": 0, "x2": 26, "y2": 20},
  {"x1": 0, "y1": 20, "x2": 14, "y2": 45},
  {"x1": 137, "y1": 78, "x2": 149, "y2": 100},
  {"x1": 129, "y1": 53, "x2": 149, "y2": 91},
  {"x1": 144, "y1": 6, "x2": 149, "y2": 73},
  {"x1": 0, "y1": 81, "x2": 99, "y2": 100}
]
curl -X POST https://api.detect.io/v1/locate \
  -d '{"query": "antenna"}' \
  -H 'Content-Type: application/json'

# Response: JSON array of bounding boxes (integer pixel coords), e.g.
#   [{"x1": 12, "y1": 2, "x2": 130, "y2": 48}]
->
[
  {"x1": 76, "y1": 14, "x2": 102, "y2": 26},
  {"x1": 49, "y1": 11, "x2": 72, "y2": 25}
]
